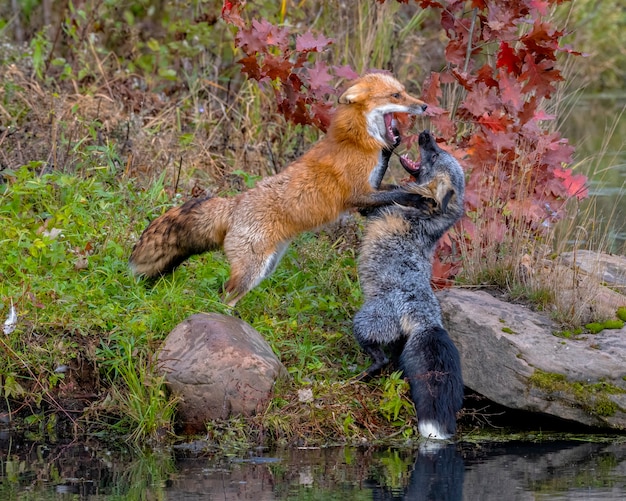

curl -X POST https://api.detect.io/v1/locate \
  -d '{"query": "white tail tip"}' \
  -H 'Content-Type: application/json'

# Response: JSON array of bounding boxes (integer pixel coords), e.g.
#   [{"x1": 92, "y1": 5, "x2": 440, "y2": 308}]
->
[{"x1": 418, "y1": 420, "x2": 453, "y2": 440}]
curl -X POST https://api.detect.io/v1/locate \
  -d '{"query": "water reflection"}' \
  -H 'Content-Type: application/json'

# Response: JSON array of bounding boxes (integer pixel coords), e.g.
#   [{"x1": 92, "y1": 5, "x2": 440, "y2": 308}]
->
[
  {"x1": 558, "y1": 96, "x2": 626, "y2": 252},
  {"x1": 3, "y1": 434, "x2": 626, "y2": 500}
]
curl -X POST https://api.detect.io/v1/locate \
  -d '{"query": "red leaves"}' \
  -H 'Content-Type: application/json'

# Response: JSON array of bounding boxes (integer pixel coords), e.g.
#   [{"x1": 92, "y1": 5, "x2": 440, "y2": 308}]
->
[
  {"x1": 221, "y1": 0, "x2": 245, "y2": 28},
  {"x1": 222, "y1": 1, "x2": 340, "y2": 131},
  {"x1": 497, "y1": 42, "x2": 522, "y2": 75},
  {"x1": 236, "y1": 19, "x2": 290, "y2": 54},
  {"x1": 416, "y1": 0, "x2": 586, "y2": 282},
  {"x1": 222, "y1": 0, "x2": 586, "y2": 284},
  {"x1": 521, "y1": 54, "x2": 563, "y2": 98},
  {"x1": 295, "y1": 32, "x2": 333, "y2": 53},
  {"x1": 553, "y1": 167, "x2": 588, "y2": 199}
]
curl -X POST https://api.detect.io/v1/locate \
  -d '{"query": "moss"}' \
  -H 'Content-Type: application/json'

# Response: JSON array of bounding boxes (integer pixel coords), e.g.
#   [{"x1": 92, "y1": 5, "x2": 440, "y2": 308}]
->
[
  {"x1": 501, "y1": 327, "x2": 516, "y2": 334},
  {"x1": 528, "y1": 370, "x2": 624, "y2": 419},
  {"x1": 603, "y1": 319, "x2": 624, "y2": 330},
  {"x1": 586, "y1": 318, "x2": 625, "y2": 334},
  {"x1": 528, "y1": 371, "x2": 567, "y2": 391},
  {"x1": 585, "y1": 322, "x2": 605, "y2": 334},
  {"x1": 593, "y1": 396, "x2": 619, "y2": 417},
  {"x1": 617, "y1": 307, "x2": 626, "y2": 322},
  {"x1": 552, "y1": 327, "x2": 584, "y2": 339}
]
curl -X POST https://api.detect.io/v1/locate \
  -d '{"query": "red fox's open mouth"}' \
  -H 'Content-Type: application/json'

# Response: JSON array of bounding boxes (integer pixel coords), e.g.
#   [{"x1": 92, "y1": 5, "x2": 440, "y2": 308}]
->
[
  {"x1": 384, "y1": 113, "x2": 400, "y2": 145},
  {"x1": 399, "y1": 154, "x2": 420, "y2": 174}
]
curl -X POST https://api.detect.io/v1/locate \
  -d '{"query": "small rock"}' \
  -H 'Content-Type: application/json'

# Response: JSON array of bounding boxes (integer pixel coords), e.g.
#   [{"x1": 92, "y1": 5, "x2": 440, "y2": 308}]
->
[
  {"x1": 560, "y1": 250, "x2": 626, "y2": 288},
  {"x1": 158, "y1": 312, "x2": 288, "y2": 434},
  {"x1": 297, "y1": 388, "x2": 314, "y2": 403}
]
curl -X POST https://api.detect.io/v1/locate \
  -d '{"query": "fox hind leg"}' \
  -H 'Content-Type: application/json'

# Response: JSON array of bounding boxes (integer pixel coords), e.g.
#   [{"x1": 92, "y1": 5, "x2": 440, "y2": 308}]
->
[
  {"x1": 353, "y1": 339, "x2": 389, "y2": 380},
  {"x1": 223, "y1": 241, "x2": 291, "y2": 307},
  {"x1": 353, "y1": 300, "x2": 402, "y2": 378}
]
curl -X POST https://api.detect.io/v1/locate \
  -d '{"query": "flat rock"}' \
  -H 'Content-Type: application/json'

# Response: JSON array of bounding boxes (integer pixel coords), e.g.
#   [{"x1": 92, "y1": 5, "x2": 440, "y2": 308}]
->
[
  {"x1": 438, "y1": 288, "x2": 626, "y2": 430},
  {"x1": 158, "y1": 312, "x2": 287, "y2": 434}
]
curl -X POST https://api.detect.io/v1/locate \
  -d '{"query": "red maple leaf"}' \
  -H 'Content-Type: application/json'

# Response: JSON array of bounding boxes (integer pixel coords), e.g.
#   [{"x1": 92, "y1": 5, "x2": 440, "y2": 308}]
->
[
  {"x1": 473, "y1": 64, "x2": 498, "y2": 88},
  {"x1": 521, "y1": 21, "x2": 561, "y2": 58},
  {"x1": 221, "y1": 0, "x2": 246, "y2": 28},
  {"x1": 307, "y1": 61, "x2": 334, "y2": 92},
  {"x1": 553, "y1": 167, "x2": 589, "y2": 199},
  {"x1": 236, "y1": 19, "x2": 290, "y2": 55},
  {"x1": 445, "y1": 39, "x2": 470, "y2": 67},
  {"x1": 430, "y1": 112, "x2": 456, "y2": 139},
  {"x1": 478, "y1": 112, "x2": 509, "y2": 133},
  {"x1": 418, "y1": 0, "x2": 444, "y2": 8},
  {"x1": 466, "y1": 133, "x2": 497, "y2": 167},
  {"x1": 539, "y1": 133, "x2": 575, "y2": 167},
  {"x1": 534, "y1": 109, "x2": 556, "y2": 121},
  {"x1": 528, "y1": 0, "x2": 550, "y2": 16},
  {"x1": 520, "y1": 54, "x2": 563, "y2": 98},
  {"x1": 483, "y1": 127, "x2": 518, "y2": 151},
  {"x1": 238, "y1": 55, "x2": 263, "y2": 80},
  {"x1": 422, "y1": 72, "x2": 443, "y2": 105},
  {"x1": 498, "y1": 69, "x2": 524, "y2": 112},
  {"x1": 296, "y1": 32, "x2": 333, "y2": 53},
  {"x1": 310, "y1": 102, "x2": 333, "y2": 131},
  {"x1": 461, "y1": 82, "x2": 499, "y2": 116},
  {"x1": 496, "y1": 41, "x2": 522, "y2": 75},
  {"x1": 262, "y1": 54, "x2": 293, "y2": 81},
  {"x1": 557, "y1": 44, "x2": 586, "y2": 57},
  {"x1": 333, "y1": 65, "x2": 359, "y2": 80}
]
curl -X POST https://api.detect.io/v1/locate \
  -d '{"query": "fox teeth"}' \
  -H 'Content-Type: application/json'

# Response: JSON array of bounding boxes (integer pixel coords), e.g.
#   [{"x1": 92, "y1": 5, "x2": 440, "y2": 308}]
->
[
  {"x1": 388, "y1": 125, "x2": 398, "y2": 142},
  {"x1": 400, "y1": 154, "x2": 420, "y2": 172}
]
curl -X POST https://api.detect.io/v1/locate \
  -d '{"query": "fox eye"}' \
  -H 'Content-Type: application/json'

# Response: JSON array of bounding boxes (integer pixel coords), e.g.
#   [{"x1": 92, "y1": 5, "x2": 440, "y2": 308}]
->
[{"x1": 391, "y1": 93, "x2": 401, "y2": 99}]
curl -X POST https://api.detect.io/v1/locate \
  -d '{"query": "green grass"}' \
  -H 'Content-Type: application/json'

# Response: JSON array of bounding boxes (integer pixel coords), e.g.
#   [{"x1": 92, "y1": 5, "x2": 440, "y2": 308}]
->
[{"x1": 0, "y1": 162, "x2": 419, "y2": 445}]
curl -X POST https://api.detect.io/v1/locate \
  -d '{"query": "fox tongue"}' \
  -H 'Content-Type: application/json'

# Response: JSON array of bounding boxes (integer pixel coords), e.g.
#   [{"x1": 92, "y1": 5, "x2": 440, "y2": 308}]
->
[{"x1": 399, "y1": 154, "x2": 421, "y2": 173}]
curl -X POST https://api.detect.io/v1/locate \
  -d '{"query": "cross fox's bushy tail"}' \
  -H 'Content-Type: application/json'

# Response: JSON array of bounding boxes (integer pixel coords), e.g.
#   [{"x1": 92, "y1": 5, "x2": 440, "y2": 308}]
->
[{"x1": 353, "y1": 130, "x2": 465, "y2": 440}]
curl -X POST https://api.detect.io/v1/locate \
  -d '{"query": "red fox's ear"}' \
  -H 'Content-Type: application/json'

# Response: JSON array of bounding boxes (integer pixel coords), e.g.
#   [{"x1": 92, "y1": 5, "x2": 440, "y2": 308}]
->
[{"x1": 338, "y1": 82, "x2": 367, "y2": 104}]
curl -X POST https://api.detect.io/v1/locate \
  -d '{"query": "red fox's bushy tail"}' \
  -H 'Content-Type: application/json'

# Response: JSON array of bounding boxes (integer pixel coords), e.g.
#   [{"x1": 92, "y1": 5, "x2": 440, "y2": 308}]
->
[{"x1": 129, "y1": 195, "x2": 236, "y2": 278}]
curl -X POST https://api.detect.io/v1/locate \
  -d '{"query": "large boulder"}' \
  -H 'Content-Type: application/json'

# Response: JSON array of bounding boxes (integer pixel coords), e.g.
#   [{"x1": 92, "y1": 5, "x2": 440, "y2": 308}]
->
[
  {"x1": 438, "y1": 287, "x2": 626, "y2": 430},
  {"x1": 158, "y1": 312, "x2": 287, "y2": 434}
]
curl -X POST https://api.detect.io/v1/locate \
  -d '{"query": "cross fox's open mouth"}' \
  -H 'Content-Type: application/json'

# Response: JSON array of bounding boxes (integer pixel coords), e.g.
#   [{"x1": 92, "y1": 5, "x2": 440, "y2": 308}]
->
[
  {"x1": 383, "y1": 113, "x2": 400, "y2": 146},
  {"x1": 399, "y1": 154, "x2": 420, "y2": 174}
]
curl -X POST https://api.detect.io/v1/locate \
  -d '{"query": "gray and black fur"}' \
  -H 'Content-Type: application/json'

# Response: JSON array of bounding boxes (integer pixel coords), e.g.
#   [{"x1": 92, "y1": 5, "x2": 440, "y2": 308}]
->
[{"x1": 353, "y1": 130, "x2": 465, "y2": 440}]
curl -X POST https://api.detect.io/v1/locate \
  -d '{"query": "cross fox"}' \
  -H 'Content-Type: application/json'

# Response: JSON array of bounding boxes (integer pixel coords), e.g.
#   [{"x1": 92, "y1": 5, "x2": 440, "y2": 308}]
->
[
  {"x1": 129, "y1": 73, "x2": 427, "y2": 306},
  {"x1": 353, "y1": 130, "x2": 465, "y2": 440}
]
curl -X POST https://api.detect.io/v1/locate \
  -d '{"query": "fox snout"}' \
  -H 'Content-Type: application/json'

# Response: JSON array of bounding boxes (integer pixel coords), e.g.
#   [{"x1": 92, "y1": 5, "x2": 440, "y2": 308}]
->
[
  {"x1": 412, "y1": 102, "x2": 428, "y2": 115},
  {"x1": 398, "y1": 94, "x2": 427, "y2": 116},
  {"x1": 418, "y1": 130, "x2": 439, "y2": 150}
]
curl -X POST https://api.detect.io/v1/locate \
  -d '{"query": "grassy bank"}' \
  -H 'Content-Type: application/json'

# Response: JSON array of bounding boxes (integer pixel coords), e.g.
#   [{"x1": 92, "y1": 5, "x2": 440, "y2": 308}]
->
[{"x1": 0, "y1": 160, "x2": 424, "y2": 445}]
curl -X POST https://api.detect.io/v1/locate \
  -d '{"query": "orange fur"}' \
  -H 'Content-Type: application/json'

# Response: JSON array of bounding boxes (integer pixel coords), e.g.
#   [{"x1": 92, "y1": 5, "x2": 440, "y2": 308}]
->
[{"x1": 129, "y1": 73, "x2": 427, "y2": 306}]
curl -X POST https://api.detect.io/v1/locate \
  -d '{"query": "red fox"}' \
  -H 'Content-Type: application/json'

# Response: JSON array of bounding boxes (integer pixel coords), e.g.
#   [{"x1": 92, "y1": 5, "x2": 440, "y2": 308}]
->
[{"x1": 129, "y1": 73, "x2": 428, "y2": 306}]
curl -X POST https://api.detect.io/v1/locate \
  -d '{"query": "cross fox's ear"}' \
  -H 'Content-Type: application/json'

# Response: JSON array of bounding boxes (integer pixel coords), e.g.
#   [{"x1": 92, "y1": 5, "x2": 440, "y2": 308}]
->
[{"x1": 338, "y1": 81, "x2": 367, "y2": 104}]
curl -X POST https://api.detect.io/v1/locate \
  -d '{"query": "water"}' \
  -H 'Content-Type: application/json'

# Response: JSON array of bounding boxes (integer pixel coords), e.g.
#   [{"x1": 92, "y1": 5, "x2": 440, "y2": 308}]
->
[
  {"x1": 558, "y1": 95, "x2": 626, "y2": 252},
  {"x1": 2, "y1": 435, "x2": 626, "y2": 500}
]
